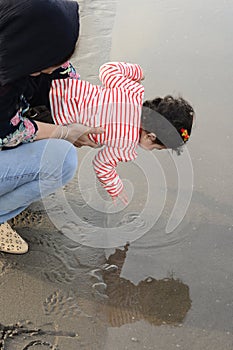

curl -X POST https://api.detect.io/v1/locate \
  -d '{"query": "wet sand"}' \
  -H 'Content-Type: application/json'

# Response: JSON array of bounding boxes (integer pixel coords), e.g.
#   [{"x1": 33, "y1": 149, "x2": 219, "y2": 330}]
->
[{"x1": 1, "y1": 0, "x2": 233, "y2": 349}]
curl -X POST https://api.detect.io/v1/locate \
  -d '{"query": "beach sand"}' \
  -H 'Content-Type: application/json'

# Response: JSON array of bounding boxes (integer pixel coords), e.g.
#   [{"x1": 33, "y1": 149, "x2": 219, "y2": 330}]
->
[{"x1": 1, "y1": 0, "x2": 233, "y2": 349}]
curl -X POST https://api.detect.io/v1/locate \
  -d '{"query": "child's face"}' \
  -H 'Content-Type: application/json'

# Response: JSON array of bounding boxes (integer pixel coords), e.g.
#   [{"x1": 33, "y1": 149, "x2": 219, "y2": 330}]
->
[{"x1": 139, "y1": 130, "x2": 166, "y2": 151}]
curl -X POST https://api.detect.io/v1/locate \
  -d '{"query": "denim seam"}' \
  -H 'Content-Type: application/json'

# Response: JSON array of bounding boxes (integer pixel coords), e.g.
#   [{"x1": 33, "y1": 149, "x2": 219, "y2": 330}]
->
[{"x1": 0, "y1": 172, "x2": 59, "y2": 183}]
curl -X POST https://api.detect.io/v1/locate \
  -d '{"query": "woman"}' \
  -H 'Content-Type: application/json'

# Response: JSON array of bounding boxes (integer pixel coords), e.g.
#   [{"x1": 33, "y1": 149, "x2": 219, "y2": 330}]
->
[{"x1": 0, "y1": 0, "x2": 103, "y2": 254}]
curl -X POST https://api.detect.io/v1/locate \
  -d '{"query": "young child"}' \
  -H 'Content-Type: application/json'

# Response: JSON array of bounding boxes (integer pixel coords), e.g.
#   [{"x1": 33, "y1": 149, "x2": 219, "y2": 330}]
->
[{"x1": 49, "y1": 62, "x2": 194, "y2": 203}]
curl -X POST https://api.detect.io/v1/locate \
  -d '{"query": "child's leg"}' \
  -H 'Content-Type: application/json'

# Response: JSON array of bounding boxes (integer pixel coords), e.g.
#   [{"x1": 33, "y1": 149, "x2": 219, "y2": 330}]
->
[{"x1": 0, "y1": 139, "x2": 78, "y2": 223}]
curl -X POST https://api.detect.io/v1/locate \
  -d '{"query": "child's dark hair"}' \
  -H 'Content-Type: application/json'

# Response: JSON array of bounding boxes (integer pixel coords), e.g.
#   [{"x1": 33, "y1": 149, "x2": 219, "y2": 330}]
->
[{"x1": 142, "y1": 95, "x2": 194, "y2": 152}]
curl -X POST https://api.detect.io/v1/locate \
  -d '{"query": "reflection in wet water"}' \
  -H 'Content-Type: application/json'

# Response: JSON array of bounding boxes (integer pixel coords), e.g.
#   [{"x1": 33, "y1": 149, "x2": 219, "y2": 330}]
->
[{"x1": 92, "y1": 244, "x2": 191, "y2": 327}]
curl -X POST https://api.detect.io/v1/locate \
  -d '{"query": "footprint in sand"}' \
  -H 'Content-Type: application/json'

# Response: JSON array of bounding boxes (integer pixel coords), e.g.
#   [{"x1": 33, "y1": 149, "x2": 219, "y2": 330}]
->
[{"x1": 43, "y1": 289, "x2": 82, "y2": 318}]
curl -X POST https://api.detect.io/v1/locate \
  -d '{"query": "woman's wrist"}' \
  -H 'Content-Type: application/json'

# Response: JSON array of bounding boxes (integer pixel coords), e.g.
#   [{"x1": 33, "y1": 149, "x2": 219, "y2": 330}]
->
[
  {"x1": 34, "y1": 121, "x2": 70, "y2": 141},
  {"x1": 34, "y1": 121, "x2": 104, "y2": 147},
  {"x1": 57, "y1": 125, "x2": 70, "y2": 140}
]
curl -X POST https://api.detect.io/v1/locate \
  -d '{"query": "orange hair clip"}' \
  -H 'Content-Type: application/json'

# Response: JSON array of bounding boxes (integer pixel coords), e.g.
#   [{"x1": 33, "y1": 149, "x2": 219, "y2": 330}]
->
[{"x1": 180, "y1": 128, "x2": 189, "y2": 142}]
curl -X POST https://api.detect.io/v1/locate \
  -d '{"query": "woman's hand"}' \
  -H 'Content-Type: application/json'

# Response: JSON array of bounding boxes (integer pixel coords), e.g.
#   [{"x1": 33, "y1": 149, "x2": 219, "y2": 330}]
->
[
  {"x1": 68, "y1": 124, "x2": 104, "y2": 148},
  {"x1": 35, "y1": 121, "x2": 104, "y2": 148}
]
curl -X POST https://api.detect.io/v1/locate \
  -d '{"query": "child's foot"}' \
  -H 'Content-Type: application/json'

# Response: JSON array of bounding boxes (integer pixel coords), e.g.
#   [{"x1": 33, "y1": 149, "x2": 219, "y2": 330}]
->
[{"x1": 0, "y1": 222, "x2": 28, "y2": 254}]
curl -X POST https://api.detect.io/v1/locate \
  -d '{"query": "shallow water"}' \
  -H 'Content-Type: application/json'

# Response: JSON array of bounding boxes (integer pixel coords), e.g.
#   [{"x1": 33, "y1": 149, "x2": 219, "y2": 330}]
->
[{"x1": 0, "y1": 0, "x2": 233, "y2": 349}]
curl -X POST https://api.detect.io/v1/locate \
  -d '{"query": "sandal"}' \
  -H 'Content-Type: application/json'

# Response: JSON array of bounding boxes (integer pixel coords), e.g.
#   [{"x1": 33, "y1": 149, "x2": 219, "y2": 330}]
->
[{"x1": 0, "y1": 222, "x2": 28, "y2": 254}]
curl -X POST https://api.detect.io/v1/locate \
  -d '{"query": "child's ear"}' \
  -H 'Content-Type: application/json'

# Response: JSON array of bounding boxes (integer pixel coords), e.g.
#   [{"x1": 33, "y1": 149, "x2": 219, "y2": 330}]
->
[{"x1": 147, "y1": 133, "x2": 156, "y2": 143}]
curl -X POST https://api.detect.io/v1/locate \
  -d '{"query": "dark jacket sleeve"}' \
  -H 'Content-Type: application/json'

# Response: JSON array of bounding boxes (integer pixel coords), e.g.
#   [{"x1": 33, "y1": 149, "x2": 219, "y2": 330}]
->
[
  {"x1": 0, "y1": 83, "x2": 38, "y2": 149},
  {"x1": 25, "y1": 66, "x2": 72, "y2": 110},
  {"x1": 24, "y1": 62, "x2": 79, "y2": 124},
  {"x1": 0, "y1": 63, "x2": 78, "y2": 148}
]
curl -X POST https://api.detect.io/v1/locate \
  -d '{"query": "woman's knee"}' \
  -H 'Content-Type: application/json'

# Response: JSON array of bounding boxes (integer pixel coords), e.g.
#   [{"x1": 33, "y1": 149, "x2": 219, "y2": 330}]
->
[{"x1": 39, "y1": 139, "x2": 78, "y2": 186}]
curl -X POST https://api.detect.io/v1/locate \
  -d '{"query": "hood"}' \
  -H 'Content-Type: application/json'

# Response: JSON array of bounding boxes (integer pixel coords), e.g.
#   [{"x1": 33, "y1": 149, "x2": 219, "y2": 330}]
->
[{"x1": 0, "y1": 0, "x2": 80, "y2": 85}]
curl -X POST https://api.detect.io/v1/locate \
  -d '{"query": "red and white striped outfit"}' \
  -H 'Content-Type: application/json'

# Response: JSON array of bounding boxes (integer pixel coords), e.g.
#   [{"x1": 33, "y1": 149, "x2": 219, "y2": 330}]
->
[{"x1": 49, "y1": 62, "x2": 144, "y2": 197}]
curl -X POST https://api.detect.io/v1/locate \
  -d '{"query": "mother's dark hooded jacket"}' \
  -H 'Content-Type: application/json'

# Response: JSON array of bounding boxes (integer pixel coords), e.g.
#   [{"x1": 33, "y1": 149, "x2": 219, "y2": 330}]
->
[{"x1": 0, "y1": 0, "x2": 79, "y2": 145}]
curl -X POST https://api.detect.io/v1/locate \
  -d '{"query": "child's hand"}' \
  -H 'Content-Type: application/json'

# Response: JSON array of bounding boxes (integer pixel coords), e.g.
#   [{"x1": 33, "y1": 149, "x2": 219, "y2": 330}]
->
[{"x1": 112, "y1": 190, "x2": 129, "y2": 206}]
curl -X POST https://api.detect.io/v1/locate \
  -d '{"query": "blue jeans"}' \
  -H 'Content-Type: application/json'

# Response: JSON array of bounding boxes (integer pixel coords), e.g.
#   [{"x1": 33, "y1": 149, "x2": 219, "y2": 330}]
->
[{"x1": 0, "y1": 139, "x2": 78, "y2": 223}]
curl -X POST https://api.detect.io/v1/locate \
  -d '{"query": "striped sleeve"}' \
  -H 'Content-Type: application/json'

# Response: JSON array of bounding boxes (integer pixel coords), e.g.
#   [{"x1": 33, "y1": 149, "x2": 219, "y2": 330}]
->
[
  {"x1": 99, "y1": 62, "x2": 144, "y2": 94},
  {"x1": 93, "y1": 145, "x2": 137, "y2": 198}
]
